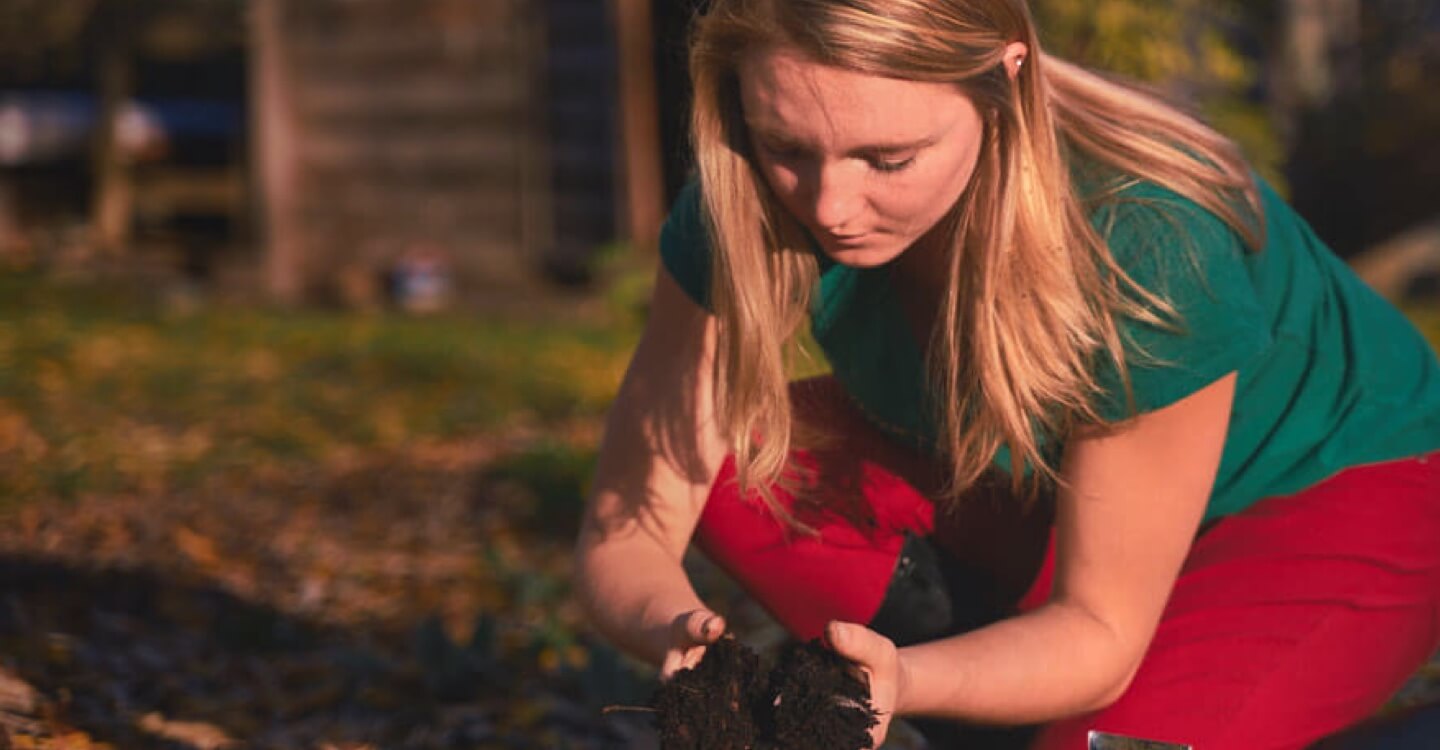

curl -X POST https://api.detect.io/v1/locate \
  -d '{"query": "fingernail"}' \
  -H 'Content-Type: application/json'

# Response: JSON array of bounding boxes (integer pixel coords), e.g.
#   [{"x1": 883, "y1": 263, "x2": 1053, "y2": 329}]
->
[
  {"x1": 703, "y1": 616, "x2": 717, "y2": 637},
  {"x1": 826, "y1": 622, "x2": 844, "y2": 649}
]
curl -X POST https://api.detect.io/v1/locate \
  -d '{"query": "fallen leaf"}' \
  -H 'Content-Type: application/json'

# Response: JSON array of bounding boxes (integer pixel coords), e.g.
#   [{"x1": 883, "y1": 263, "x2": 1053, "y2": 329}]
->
[
  {"x1": 136, "y1": 712, "x2": 238, "y2": 750},
  {"x1": 173, "y1": 527, "x2": 221, "y2": 569}
]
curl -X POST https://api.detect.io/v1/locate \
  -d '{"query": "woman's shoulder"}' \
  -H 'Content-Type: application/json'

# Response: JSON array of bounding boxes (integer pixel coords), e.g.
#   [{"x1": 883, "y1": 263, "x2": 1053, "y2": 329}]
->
[
  {"x1": 663, "y1": 179, "x2": 707, "y2": 243},
  {"x1": 1069, "y1": 164, "x2": 1268, "y2": 306},
  {"x1": 1078, "y1": 163, "x2": 1245, "y2": 245},
  {"x1": 658, "y1": 179, "x2": 714, "y2": 309}
]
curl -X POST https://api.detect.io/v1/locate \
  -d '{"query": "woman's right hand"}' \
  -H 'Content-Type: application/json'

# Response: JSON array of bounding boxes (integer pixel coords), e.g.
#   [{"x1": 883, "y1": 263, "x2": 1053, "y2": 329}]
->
[{"x1": 660, "y1": 609, "x2": 727, "y2": 680}]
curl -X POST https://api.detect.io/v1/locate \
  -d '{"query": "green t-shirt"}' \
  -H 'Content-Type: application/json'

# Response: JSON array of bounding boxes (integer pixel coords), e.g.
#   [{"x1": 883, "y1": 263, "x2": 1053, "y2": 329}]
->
[{"x1": 658, "y1": 175, "x2": 1440, "y2": 520}]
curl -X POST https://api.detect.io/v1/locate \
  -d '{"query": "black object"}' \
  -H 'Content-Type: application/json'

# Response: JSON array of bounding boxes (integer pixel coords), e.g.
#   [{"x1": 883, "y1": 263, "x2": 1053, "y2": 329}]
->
[
  {"x1": 867, "y1": 533, "x2": 1039, "y2": 750},
  {"x1": 1309, "y1": 701, "x2": 1440, "y2": 749},
  {"x1": 868, "y1": 533, "x2": 1009, "y2": 647}
]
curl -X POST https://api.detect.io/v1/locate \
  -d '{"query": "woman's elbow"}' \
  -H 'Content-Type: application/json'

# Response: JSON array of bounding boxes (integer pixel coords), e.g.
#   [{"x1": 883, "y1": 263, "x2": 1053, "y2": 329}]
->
[
  {"x1": 1090, "y1": 661, "x2": 1141, "y2": 711},
  {"x1": 570, "y1": 530, "x2": 606, "y2": 616}
]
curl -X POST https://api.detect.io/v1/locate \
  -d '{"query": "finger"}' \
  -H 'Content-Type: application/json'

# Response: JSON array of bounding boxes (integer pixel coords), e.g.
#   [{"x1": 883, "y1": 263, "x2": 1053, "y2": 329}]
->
[
  {"x1": 669, "y1": 609, "x2": 702, "y2": 644},
  {"x1": 699, "y1": 612, "x2": 725, "y2": 642},
  {"x1": 869, "y1": 716, "x2": 892, "y2": 750},
  {"x1": 680, "y1": 644, "x2": 707, "y2": 670},
  {"x1": 661, "y1": 649, "x2": 684, "y2": 681},
  {"x1": 677, "y1": 609, "x2": 725, "y2": 645},
  {"x1": 825, "y1": 620, "x2": 871, "y2": 663},
  {"x1": 827, "y1": 621, "x2": 887, "y2": 685},
  {"x1": 662, "y1": 642, "x2": 711, "y2": 680}
]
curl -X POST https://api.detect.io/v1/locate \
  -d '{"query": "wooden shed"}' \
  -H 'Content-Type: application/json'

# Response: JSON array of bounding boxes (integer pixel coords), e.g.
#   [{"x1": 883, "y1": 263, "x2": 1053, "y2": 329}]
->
[{"x1": 253, "y1": 0, "x2": 639, "y2": 306}]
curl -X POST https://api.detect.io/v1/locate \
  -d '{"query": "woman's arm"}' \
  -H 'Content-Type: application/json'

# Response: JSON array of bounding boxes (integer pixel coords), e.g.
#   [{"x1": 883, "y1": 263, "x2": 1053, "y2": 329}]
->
[
  {"x1": 572, "y1": 266, "x2": 729, "y2": 670},
  {"x1": 834, "y1": 372, "x2": 1236, "y2": 728}
]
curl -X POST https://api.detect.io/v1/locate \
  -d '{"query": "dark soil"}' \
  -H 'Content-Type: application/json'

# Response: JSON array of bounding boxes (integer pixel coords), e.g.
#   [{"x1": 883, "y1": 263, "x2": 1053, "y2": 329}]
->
[
  {"x1": 652, "y1": 637, "x2": 767, "y2": 750},
  {"x1": 651, "y1": 637, "x2": 879, "y2": 750},
  {"x1": 763, "y1": 639, "x2": 877, "y2": 750}
]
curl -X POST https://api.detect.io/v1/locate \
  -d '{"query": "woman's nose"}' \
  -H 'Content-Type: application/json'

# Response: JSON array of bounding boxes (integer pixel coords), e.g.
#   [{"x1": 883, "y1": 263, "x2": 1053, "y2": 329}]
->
[{"x1": 809, "y1": 164, "x2": 864, "y2": 233}]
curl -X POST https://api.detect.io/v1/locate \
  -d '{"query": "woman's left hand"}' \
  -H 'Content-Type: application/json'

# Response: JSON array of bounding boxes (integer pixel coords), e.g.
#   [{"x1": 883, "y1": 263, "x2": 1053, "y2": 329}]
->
[{"x1": 825, "y1": 620, "x2": 905, "y2": 749}]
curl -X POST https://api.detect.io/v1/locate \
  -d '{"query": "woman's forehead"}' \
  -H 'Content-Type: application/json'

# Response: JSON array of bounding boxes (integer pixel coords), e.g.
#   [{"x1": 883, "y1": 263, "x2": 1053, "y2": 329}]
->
[{"x1": 738, "y1": 47, "x2": 974, "y2": 148}]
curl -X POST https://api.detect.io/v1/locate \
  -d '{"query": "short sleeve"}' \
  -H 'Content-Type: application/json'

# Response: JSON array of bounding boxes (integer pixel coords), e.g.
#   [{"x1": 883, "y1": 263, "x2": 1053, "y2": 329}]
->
[
  {"x1": 658, "y1": 180, "x2": 713, "y2": 310},
  {"x1": 1089, "y1": 186, "x2": 1273, "y2": 421}
]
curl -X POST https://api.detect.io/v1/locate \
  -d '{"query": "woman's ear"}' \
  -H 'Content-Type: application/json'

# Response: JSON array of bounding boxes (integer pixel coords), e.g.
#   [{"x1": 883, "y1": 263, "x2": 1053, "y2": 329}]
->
[{"x1": 1003, "y1": 41, "x2": 1029, "y2": 81}]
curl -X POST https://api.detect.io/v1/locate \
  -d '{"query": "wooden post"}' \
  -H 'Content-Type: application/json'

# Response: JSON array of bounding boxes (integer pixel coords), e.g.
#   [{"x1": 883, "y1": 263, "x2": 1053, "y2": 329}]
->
[
  {"x1": 90, "y1": 5, "x2": 134, "y2": 259},
  {"x1": 611, "y1": 0, "x2": 664, "y2": 253},
  {"x1": 250, "y1": 0, "x2": 304, "y2": 303}
]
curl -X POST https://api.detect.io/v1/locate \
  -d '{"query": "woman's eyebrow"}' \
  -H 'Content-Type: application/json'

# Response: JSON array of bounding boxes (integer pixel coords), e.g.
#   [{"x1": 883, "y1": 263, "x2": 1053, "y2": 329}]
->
[
  {"x1": 747, "y1": 125, "x2": 934, "y2": 154},
  {"x1": 746, "y1": 123, "x2": 805, "y2": 145},
  {"x1": 853, "y1": 137, "x2": 935, "y2": 154}
]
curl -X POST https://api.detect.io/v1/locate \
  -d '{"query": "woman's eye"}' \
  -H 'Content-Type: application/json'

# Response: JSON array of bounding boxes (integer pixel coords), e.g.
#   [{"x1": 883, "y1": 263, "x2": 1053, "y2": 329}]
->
[
  {"x1": 758, "y1": 142, "x2": 804, "y2": 161},
  {"x1": 872, "y1": 155, "x2": 916, "y2": 173}
]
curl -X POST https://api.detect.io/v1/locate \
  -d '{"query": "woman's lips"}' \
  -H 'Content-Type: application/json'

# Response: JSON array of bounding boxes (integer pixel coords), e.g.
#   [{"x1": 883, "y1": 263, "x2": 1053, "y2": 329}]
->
[{"x1": 826, "y1": 232, "x2": 870, "y2": 246}]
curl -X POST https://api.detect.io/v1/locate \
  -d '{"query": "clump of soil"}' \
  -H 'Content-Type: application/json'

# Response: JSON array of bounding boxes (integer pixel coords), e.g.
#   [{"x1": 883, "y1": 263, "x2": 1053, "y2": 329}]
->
[
  {"x1": 652, "y1": 636, "x2": 769, "y2": 749},
  {"x1": 650, "y1": 636, "x2": 879, "y2": 750},
  {"x1": 762, "y1": 640, "x2": 877, "y2": 749}
]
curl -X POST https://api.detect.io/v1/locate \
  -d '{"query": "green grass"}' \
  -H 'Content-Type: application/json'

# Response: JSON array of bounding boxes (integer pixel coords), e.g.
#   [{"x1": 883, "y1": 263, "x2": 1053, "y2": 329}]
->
[
  {"x1": 0, "y1": 272, "x2": 640, "y2": 502},
  {"x1": 2, "y1": 269, "x2": 1435, "y2": 506}
]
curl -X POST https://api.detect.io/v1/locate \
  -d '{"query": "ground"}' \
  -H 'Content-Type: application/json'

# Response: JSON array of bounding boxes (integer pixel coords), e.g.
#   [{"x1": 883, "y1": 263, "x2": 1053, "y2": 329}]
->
[{"x1": 0, "y1": 271, "x2": 1435, "y2": 748}]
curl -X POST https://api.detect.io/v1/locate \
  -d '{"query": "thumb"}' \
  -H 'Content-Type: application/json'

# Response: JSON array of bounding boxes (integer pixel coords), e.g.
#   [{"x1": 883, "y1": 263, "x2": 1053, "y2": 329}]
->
[
  {"x1": 824, "y1": 620, "x2": 874, "y2": 663},
  {"x1": 679, "y1": 609, "x2": 726, "y2": 645}
]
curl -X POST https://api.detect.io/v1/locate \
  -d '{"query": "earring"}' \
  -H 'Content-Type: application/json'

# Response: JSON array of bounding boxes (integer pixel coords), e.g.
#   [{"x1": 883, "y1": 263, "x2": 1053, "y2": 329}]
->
[{"x1": 1015, "y1": 56, "x2": 1025, "y2": 70}]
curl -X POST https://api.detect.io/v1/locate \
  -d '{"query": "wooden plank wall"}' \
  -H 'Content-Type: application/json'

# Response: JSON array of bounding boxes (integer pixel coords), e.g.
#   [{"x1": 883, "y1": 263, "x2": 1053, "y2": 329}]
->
[{"x1": 269, "y1": 0, "x2": 552, "y2": 304}]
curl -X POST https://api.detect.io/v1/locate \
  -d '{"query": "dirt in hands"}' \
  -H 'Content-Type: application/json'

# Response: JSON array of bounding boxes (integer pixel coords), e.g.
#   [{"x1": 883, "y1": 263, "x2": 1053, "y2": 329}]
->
[
  {"x1": 652, "y1": 637, "x2": 768, "y2": 750},
  {"x1": 650, "y1": 636, "x2": 879, "y2": 750},
  {"x1": 763, "y1": 639, "x2": 878, "y2": 750}
]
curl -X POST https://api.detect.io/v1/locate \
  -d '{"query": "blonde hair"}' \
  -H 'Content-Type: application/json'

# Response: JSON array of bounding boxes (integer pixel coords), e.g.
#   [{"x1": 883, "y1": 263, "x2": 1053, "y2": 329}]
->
[{"x1": 688, "y1": 0, "x2": 1263, "y2": 517}]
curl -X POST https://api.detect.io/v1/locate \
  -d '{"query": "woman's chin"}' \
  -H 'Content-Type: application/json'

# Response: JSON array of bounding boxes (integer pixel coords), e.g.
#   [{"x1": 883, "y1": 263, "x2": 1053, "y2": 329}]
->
[{"x1": 819, "y1": 240, "x2": 904, "y2": 268}]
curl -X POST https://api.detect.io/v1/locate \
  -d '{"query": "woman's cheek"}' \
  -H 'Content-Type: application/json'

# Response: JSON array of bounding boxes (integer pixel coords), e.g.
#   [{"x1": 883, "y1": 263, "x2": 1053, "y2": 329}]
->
[
  {"x1": 760, "y1": 161, "x2": 798, "y2": 196},
  {"x1": 760, "y1": 164, "x2": 806, "y2": 217}
]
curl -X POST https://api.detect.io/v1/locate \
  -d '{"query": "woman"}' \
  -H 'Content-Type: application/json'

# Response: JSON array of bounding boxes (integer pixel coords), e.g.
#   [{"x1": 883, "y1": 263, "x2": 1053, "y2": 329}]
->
[{"x1": 574, "y1": 0, "x2": 1440, "y2": 747}]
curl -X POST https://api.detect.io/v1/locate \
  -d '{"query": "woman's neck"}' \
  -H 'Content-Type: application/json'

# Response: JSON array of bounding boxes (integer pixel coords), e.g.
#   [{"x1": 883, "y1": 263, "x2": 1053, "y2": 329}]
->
[{"x1": 887, "y1": 226, "x2": 956, "y2": 352}]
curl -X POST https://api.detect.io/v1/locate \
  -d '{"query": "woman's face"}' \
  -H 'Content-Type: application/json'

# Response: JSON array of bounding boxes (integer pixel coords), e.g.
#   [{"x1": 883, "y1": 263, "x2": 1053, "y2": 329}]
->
[{"x1": 738, "y1": 46, "x2": 986, "y2": 267}]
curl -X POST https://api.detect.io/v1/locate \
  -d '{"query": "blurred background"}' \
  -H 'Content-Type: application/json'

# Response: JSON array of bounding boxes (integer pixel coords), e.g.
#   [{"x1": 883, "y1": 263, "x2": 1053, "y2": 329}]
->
[{"x1": 0, "y1": 0, "x2": 1435, "y2": 748}]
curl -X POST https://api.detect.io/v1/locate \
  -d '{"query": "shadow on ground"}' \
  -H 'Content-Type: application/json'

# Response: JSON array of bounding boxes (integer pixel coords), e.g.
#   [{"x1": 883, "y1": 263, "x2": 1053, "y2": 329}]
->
[{"x1": 0, "y1": 443, "x2": 659, "y2": 749}]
